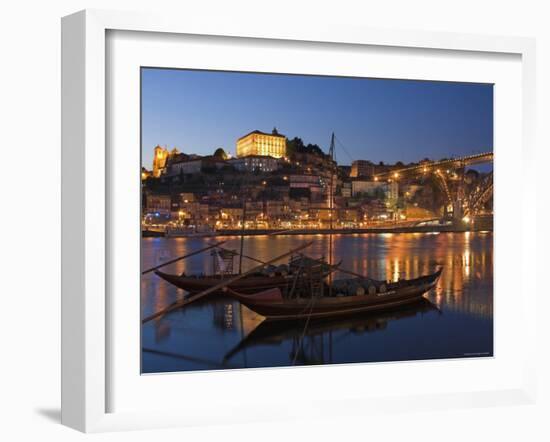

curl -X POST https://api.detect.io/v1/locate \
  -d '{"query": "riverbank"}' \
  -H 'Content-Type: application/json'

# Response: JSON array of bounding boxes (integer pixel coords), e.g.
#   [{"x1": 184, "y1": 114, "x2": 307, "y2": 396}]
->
[
  {"x1": 216, "y1": 225, "x2": 492, "y2": 236},
  {"x1": 143, "y1": 224, "x2": 493, "y2": 238}
]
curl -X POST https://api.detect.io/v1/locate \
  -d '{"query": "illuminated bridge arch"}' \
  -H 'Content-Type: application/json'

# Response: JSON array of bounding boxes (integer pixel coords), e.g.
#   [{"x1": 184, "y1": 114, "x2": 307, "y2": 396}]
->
[{"x1": 373, "y1": 151, "x2": 493, "y2": 220}]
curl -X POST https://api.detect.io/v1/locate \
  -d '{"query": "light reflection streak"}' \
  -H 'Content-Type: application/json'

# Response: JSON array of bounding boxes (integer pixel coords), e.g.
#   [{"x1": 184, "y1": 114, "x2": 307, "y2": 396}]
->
[{"x1": 142, "y1": 232, "x2": 493, "y2": 329}]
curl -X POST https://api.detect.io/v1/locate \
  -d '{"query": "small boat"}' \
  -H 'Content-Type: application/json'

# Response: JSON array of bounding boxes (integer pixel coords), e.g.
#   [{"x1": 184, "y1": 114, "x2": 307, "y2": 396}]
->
[
  {"x1": 155, "y1": 254, "x2": 338, "y2": 295},
  {"x1": 165, "y1": 226, "x2": 216, "y2": 238},
  {"x1": 224, "y1": 268, "x2": 443, "y2": 321},
  {"x1": 155, "y1": 270, "x2": 296, "y2": 294},
  {"x1": 142, "y1": 228, "x2": 165, "y2": 237}
]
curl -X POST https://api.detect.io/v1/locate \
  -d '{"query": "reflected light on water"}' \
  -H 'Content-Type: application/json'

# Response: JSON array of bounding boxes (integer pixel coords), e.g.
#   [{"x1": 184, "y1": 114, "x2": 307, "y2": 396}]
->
[{"x1": 141, "y1": 232, "x2": 493, "y2": 373}]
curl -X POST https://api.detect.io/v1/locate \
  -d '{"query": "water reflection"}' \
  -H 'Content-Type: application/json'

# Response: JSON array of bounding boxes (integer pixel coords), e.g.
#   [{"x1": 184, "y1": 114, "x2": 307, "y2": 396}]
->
[
  {"x1": 223, "y1": 298, "x2": 440, "y2": 365},
  {"x1": 141, "y1": 232, "x2": 493, "y2": 373}
]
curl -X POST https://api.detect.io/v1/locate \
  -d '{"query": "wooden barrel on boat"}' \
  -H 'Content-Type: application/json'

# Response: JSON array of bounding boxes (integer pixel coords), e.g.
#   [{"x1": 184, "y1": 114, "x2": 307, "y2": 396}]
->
[
  {"x1": 379, "y1": 283, "x2": 387, "y2": 294},
  {"x1": 347, "y1": 280, "x2": 365, "y2": 296},
  {"x1": 367, "y1": 284, "x2": 376, "y2": 295},
  {"x1": 331, "y1": 279, "x2": 349, "y2": 294},
  {"x1": 263, "y1": 265, "x2": 277, "y2": 278}
]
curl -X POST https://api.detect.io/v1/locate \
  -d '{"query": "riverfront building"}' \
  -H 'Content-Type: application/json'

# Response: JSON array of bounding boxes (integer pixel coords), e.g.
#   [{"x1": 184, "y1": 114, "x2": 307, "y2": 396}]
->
[
  {"x1": 228, "y1": 155, "x2": 279, "y2": 173},
  {"x1": 167, "y1": 156, "x2": 227, "y2": 176},
  {"x1": 352, "y1": 180, "x2": 385, "y2": 197},
  {"x1": 236, "y1": 128, "x2": 286, "y2": 158},
  {"x1": 350, "y1": 160, "x2": 374, "y2": 178},
  {"x1": 145, "y1": 193, "x2": 172, "y2": 215}
]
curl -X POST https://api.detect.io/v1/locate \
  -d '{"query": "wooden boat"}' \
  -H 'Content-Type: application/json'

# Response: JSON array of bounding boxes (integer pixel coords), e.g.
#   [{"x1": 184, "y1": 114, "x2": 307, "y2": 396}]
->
[
  {"x1": 142, "y1": 228, "x2": 165, "y2": 237},
  {"x1": 225, "y1": 268, "x2": 443, "y2": 321},
  {"x1": 165, "y1": 226, "x2": 216, "y2": 238},
  {"x1": 154, "y1": 255, "x2": 338, "y2": 295},
  {"x1": 155, "y1": 270, "x2": 296, "y2": 294}
]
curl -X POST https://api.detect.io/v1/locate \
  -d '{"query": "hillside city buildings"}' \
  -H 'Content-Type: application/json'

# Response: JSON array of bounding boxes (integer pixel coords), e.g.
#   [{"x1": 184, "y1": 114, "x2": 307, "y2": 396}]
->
[{"x1": 142, "y1": 128, "x2": 484, "y2": 232}]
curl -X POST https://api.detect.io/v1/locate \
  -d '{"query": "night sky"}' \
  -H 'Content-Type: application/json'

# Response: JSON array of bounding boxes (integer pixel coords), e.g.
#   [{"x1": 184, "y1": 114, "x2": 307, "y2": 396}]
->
[{"x1": 141, "y1": 68, "x2": 493, "y2": 169}]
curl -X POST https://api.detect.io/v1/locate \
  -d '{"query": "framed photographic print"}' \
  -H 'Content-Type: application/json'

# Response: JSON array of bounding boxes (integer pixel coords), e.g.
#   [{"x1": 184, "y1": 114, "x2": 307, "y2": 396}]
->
[
  {"x1": 139, "y1": 68, "x2": 493, "y2": 374},
  {"x1": 61, "y1": 9, "x2": 537, "y2": 432}
]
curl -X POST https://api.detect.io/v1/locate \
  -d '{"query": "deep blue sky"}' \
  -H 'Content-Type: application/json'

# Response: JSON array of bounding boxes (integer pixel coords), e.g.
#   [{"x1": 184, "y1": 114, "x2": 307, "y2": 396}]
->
[{"x1": 141, "y1": 68, "x2": 493, "y2": 169}]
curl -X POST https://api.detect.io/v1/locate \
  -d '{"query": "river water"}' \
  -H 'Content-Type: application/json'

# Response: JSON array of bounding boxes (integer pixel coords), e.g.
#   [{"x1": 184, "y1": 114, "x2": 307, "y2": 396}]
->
[{"x1": 141, "y1": 232, "x2": 493, "y2": 373}]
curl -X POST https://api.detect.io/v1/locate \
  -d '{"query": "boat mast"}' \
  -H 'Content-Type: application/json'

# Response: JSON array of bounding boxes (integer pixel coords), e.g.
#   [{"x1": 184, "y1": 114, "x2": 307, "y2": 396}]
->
[
  {"x1": 238, "y1": 170, "x2": 249, "y2": 274},
  {"x1": 329, "y1": 132, "x2": 335, "y2": 228},
  {"x1": 238, "y1": 173, "x2": 248, "y2": 368},
  {"x1": 328, "y1": 132, "x2": 336, "y2": 292}
]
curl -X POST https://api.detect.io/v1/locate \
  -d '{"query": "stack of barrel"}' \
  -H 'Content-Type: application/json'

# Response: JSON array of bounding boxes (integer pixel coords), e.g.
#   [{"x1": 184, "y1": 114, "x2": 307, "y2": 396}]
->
[
  {"x1": 331, "y1": 278, "x2": 387, "y2": 297},
  {"x1": 261, "y1": 264, "x2": 289, "y2": 278}
]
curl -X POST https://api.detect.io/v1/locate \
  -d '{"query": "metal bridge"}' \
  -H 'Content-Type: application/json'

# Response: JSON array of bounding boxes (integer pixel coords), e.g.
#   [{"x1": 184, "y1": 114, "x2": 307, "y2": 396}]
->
[
  {"x1": 373, "y1": 151, "x2": 494, "y2": 221},
  {"x1": 373, "y1": 152, "x2": 493, "y2": 181}
]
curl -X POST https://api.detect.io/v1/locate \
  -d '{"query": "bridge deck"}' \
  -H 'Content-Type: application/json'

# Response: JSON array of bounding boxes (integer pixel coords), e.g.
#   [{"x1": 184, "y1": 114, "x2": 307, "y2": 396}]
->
[{"x1": 373, "y1": 152, "x2": 493, "y2": 180}]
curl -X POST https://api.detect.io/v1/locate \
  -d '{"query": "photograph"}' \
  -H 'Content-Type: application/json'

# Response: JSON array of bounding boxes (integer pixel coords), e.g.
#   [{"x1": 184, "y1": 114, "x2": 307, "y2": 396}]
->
[{"x1": 139, "y1": 68, "x2": 494, "y2": 373}]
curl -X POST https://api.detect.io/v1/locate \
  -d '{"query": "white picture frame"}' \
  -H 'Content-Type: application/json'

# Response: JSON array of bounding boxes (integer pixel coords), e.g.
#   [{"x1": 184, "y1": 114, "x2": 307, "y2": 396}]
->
[{"x1": 61, "y1": 9, "x2": 537, "y2": 433}]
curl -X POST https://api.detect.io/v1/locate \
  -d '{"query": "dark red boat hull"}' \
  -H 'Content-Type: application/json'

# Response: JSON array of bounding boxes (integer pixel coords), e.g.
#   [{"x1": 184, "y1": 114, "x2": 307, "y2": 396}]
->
[
  {"x1": 154, "y1": 271, "x2": 294, "y2": 294},
  {"x1": 228, "y1": 269, "x2": 442, "y2": 321}
]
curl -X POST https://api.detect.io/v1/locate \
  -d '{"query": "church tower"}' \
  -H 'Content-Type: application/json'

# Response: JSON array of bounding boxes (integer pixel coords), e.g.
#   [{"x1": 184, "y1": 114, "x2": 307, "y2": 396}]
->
[{"x1": 152, "y1": 145, "x2": 169, "y2": 177}]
